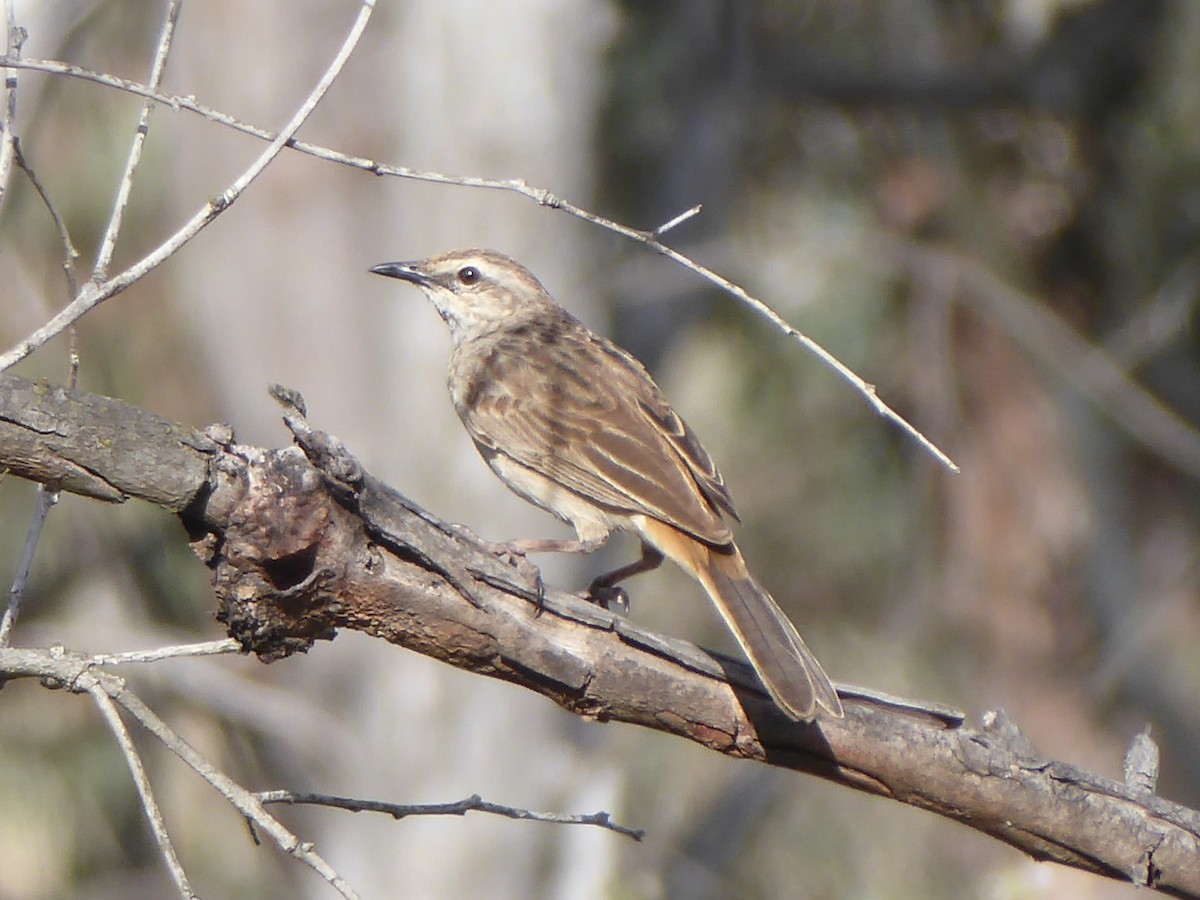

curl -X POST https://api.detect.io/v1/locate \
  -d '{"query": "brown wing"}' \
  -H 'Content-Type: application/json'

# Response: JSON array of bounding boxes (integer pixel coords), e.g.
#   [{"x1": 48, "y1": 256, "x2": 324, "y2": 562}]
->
[
  {"x1": 596, "y1": 339, "x2": 739, "y2": 523},
  {"x1": 452, "y1": 317, "x2": 736, "y2": 547}
]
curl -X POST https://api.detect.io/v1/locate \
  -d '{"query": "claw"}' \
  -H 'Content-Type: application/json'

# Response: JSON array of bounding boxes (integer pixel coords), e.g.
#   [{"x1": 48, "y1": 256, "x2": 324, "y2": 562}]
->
[
  {"x1": 494, "y1": 548, "x2": 545, "y2": 606},
  {"x1": 452, "y1": 525, "x2": 547, "y2": 605},
  {"x1": 583, "y1": 583, "x2": 630, "y2": 614}
]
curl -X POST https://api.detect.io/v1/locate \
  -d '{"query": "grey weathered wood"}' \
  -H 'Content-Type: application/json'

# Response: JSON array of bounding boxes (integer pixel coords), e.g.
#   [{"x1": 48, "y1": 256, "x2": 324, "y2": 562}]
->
[{"x1": 0, "y1": 371, "x2": 1197, "y2": 897}]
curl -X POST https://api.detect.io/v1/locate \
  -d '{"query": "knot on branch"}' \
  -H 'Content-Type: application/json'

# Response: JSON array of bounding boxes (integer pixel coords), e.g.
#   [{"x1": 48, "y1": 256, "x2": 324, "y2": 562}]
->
[{"x1": 202, "y1": 446, "x2": 352, "y2": 661}]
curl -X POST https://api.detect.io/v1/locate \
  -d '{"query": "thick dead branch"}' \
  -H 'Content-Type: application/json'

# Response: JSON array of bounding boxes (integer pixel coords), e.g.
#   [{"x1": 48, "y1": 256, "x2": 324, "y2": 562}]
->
[{"x1": 1, "y1": 371, "x2": 1197, "y2": 897}]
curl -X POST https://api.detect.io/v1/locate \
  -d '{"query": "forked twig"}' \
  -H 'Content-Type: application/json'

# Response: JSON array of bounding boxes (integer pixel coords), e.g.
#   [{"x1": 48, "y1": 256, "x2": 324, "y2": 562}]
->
[
  {"x1": 0, "y1": 646, "x2": 361, "y2": 899},
  {"x1": 0, "y1": 52, "x2": 958, "y2": 473},
  {"x1": 87, "y1": 681, "x2": 195, "y2": 899},
  {"x1": 110, "y1": 685, "x2": 360, "y2": 899},
  {"x1": 0, "y1": 0, "x2": 377, "y2": 375}
]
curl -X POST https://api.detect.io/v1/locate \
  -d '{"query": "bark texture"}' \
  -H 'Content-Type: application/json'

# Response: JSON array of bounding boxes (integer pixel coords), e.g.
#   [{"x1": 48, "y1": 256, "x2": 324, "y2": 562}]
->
[{"x1": 1, "y1": 372, "x2": 1196, "y2": 897}]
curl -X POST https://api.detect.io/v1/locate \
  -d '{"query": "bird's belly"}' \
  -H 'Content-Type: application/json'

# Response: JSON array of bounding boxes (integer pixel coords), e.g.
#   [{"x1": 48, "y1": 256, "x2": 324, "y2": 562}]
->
[{"x1": 484, "y1": 451, "x2": 619, "y2": 545}]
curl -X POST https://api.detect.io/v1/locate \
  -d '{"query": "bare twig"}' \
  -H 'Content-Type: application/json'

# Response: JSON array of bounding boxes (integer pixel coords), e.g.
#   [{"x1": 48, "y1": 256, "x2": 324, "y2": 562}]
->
[
  {"x1": 652, "y1": 203, "x2": 703, "y2": 237},
  {"x1": 256, "y1": 790, "x2": 645, "y2": 842},
  {"x1": 0, "y1": 0, "x2": 376, "y2": 374},
  {"x1": 0, "y1": 53, "x2": 959, "y2": 473},
  {"x1": 0, "y1": 646, "x2": 361, "y2": 899},
  {"x1": 86, "y1": 638, "x2": 242, "y2": 667},
  {"x1": 92, "y1": 0, "x2": 183, "y2": 280},
  {"x1": 110, "y1": 687, "x2": 360, "y2": 899},
  {"x1": 0, "y1": 484, "x2": 58, "y2": 646},
  {"x1": 87, "y1": 681, "x2": 195, "y2": 899},
  {"x1": 13, "y1": 138, "x2": 80, "y2": 296},
  {"x1": 12, "y1": 137, "x2": 81, "y2": 385},
  {"x1": 0, "y1": 0, "x2": 23, "y2": 216}
]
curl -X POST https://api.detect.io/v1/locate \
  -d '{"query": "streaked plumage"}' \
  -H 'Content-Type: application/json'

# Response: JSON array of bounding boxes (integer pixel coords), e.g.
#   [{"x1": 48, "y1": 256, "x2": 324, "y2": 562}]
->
[
  {"x1": 450, "y1": 313, "x2": 736, "y2": 547},
  {"x1": 371, "y1": 249, "x2": 842, "y2": 721}
]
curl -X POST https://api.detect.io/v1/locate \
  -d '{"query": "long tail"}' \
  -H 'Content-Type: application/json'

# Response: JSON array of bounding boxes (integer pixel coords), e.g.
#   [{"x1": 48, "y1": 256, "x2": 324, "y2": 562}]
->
[
  {"x1": 699, "y1": 545, "x2": 842, "y2": 720},
  {"x1": 639, "y1": 529, "x2": 836, "y2": 721},
  {"x1": 634, "y1": 519, "x2": 842, "y2": 721}
]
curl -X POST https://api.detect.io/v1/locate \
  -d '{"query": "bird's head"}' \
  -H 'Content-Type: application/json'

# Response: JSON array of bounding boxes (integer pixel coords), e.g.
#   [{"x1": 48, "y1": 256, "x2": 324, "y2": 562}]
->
[{"x1": 371, "y1": 249, "x2": 557, "y2": 342}]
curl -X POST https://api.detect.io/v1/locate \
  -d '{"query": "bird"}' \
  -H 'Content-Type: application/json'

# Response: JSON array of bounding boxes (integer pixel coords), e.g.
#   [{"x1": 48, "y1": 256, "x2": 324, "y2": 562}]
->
[{"x1": 370, "y1": 248, "x2": 842, "y2": 721}]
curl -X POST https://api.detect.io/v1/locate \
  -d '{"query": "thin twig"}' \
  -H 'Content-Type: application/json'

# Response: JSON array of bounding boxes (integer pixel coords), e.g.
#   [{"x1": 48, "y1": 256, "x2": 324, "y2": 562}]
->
[
  {"x1": 13, "y1": 138, "x2": 80, "y2": 296},
  {"x1": 87, "y1": 681, "x2": 195, "y2": 899},
  {"x1": 92, "y1": 0, "x2": 183, "y2": 280},
  {"x1": 0, "y1": 53, "x2": 959, "y2": 473},
  {"x1": 652, "y1": 203, "x2": 702, "y2": 237},
  {"x1": 0, "y1": 0, "x2": 23, "y2": 216},
  {"x1": 0, "y1": 0, "x2": 375, "y2": 374},
  {"x1": 0, "y1": 484, "x2": 58, "y2": 647},
  {"x1": 13, "y1": 138, "x2": 80, "y2": 386},
  {"x1": 0, "y1": 646, "x2": 360, "y2": 896},
  {"x1": 87, "y1": 638, "x2": 242, "y2": 667},
  {"x1": 110, "y1": 685, "x2": 360, "y2": 899},
  {"x1": 631, "y1": 237, "x2": 960, "y2": 473},
  {"x1": 256, "y1": 790, "x2": 645, "y2": 842}
]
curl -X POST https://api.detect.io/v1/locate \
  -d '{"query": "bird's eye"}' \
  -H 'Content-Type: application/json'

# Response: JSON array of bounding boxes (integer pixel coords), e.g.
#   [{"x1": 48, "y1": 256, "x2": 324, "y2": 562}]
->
[{"x1": 457, "y1": 266, "x2": 480, "y2": 285}]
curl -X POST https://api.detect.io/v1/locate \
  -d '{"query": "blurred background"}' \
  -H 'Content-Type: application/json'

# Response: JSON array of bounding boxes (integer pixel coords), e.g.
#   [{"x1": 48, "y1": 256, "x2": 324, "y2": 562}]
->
[{"x1": 2, "y1": 0, "x2": 1199, "y2": 897}]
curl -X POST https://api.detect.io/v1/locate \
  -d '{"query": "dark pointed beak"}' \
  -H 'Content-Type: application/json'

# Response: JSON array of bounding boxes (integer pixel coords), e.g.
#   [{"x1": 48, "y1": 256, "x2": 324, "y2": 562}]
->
[{"x1": 370, "y1": 261, "x2": 431, "y2": 286}]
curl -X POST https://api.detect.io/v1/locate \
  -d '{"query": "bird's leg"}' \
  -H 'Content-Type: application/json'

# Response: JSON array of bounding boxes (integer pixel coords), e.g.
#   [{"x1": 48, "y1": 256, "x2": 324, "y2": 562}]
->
[
  {"x1": 504, "y1": 537, "x2": 612, "y2": 607},
  {"x1": 585, "y1": 542, "x2": 665, "y2": 613},
  {"x1": 460, "y1": 533, "x2": 611, "y2": 606},
  {"x1": 497, "y1": 536, "x2": 610, "y2": 580},
  {"x1": 502, "y1": 537, "x2": 610, "y2": 555}
]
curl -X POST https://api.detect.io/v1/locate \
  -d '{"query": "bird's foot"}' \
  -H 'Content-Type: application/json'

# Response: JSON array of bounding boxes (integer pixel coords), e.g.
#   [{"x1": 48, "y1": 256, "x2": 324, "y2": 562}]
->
[
  {"x1": 450, "y1": 525, "x2": 546, "y2": 603},
  {"x1": 497, "y1": 549, "x2": 546, "y2": 606},
  {"x1": 582, "y1": 582, "x2": 630, "y2": 614}
]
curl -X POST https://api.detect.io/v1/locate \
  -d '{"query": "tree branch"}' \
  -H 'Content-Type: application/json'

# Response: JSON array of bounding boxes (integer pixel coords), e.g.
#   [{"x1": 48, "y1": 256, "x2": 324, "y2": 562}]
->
[{"x1": 0, "y1": 371, "x2": 1196, "y2": 894}]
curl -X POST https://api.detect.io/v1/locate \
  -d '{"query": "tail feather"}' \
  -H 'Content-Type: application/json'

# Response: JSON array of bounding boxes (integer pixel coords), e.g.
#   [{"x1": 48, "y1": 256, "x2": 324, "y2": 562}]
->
[{"x1": 699, "y1": 546, "x2": 843, "y2": 721}]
